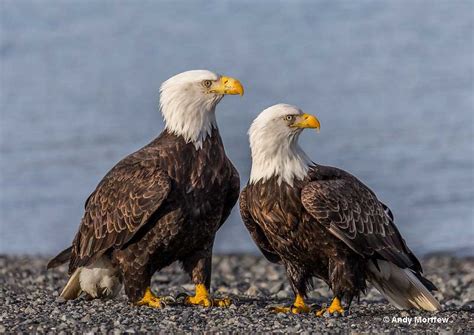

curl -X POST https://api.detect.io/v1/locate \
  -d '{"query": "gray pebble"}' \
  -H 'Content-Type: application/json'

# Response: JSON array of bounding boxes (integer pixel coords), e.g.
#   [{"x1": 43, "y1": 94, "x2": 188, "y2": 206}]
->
[
  {"x1": 0, "y1": 254, "x2": 471, "y2": 333},
  {"x1": 276, "y1": 290, "x2": 290, "y2": 299}
]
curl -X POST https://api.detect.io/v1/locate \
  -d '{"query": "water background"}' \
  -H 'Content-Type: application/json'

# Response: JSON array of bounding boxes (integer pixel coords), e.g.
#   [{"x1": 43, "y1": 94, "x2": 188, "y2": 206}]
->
[{"x1": 1, "y1": 0, "x2": 473, "y2": 256}]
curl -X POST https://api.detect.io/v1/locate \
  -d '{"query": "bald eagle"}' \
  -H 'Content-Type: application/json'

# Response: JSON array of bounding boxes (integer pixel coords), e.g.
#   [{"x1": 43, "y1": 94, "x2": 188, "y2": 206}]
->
[
  {"x1": 48, "y1": 70, "x2": 243, "y2": 308},
  {"x1": 239, "y1": 104, "x2": 441, "y2": 315}
]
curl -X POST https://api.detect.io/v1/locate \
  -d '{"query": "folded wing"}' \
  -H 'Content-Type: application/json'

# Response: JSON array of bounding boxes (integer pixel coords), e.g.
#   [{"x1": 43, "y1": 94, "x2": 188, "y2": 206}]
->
[{"x1": 68, "y1": 158, "x2": 171, "y2": 273}]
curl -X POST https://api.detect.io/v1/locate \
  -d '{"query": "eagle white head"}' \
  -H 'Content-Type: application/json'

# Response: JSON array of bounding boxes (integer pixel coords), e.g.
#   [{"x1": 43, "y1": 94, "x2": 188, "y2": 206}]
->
[
  {"x1": 248, "y1": 104, "x2": 321, "y2": 186},
  {"x1": 160, "y1": 70, "x2": 244, "y2": 148}
]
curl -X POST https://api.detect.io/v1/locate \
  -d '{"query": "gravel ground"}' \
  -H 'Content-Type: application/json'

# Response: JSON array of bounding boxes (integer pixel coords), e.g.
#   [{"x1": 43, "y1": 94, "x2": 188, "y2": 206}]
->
[{"x1": 0, "y1": 254, "x2": 472, "y2": 334}]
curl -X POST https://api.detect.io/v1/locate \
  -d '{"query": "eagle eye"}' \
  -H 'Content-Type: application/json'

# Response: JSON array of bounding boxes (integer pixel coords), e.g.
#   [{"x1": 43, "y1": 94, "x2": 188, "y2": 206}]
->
[
  {"x1": 284, "y1": 115, "x2": 294, "y2": 121},
  {"x1": 202, "y1": 80, "x2": 213, "y2": 88}
]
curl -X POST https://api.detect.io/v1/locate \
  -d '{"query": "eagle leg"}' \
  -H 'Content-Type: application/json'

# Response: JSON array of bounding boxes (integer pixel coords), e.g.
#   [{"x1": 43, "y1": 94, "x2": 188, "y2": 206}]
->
[
  {"x1": 315, "y1": 296, "x2": 345, "y2": 317},
  {"x1": 181, "y1": 248, "x2": 231, "y2": 308},
  {"x1": 182, "y1": 284, "x2": 231, "y2": 308},
  {"x1": 270, "y1": 294, "x2": 311, "y2": 314},
  {"x1": 136, "y1": 287, "x2": 163, "y2": 308}
]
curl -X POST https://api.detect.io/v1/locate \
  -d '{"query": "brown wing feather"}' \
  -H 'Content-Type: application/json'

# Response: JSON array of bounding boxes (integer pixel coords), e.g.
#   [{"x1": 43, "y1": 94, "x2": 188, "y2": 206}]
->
[
  {"x1": 301, "y1": 167, "x2": 421, "y2": 271},
  {"x1": 69, "y1": 160, "x2": 170, "y2": 272},
  {"x1": 219, "y1": 162, "x2": 240, "y2": 227},
  {"x1": 239, "y1": 187, "x2": 281, "y2": 263}
]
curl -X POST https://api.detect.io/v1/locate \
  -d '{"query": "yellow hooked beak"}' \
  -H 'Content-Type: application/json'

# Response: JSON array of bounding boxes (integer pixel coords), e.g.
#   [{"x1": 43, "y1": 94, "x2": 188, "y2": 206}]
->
[
  {"x1": 210, "y1": 76, "x2": 244, "y2": 96},
  {"x1": 292, "y1": 113, "x2": 321, "y2": 131}
]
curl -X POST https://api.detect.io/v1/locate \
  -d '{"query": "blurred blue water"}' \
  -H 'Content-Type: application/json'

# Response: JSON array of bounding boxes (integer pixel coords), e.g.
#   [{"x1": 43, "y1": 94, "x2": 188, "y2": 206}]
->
[{"x1": 1, "y1": 0, "x2": 473, "y2": 256}]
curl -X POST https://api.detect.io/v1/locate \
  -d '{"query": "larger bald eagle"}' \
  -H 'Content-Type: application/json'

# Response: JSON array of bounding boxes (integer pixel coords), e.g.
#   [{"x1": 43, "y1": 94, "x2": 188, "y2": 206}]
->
[
  {"x1": 48, "y1": 70, "x2": 243, "y2": 308},
  {"x1": 240, "y1": 104, "x2": 441, "y2": 315}
]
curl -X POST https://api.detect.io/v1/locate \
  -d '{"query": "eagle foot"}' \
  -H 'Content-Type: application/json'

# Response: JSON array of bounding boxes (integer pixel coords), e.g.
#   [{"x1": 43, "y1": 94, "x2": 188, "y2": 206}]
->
[
  {"x1": 270, "y1": 294, "x2": 310, "y2": 314},
  {"x1": 315, "y1": 297, "x2": 345, "y2": 317},
  {"x1": 269, "y1": 305, "x2": 311, "y2": 314},
  {"x1": 178, "y1": 284, "x2": 232, "y2": 308},
  {"x1": 184, "y1": 296, "x2": 231, "y2": 308},
  {"x1": 136, "y1": 287, "x2": 163, "y2": 309}
]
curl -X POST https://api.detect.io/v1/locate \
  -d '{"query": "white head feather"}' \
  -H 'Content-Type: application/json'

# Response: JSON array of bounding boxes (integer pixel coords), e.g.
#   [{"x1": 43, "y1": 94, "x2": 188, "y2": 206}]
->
[
  {"x1": 249, "y1": 104, "x2": 313, "y2": 186},
  {"x1": 159, "y1": 70, "x2": 223, "y2": 149}
]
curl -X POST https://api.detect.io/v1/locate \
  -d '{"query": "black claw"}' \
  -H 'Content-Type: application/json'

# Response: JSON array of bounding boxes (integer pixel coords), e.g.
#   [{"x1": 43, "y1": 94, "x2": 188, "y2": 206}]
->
[
  {"x1": 310, "y1": 303, "x2": 321, "y2": 311},
  {"x1": 175, "y1": 292, "x2": 189, "y2": 304},
  {"x1": 162, "y1": 295, "x2": 176, "y2": 306}
]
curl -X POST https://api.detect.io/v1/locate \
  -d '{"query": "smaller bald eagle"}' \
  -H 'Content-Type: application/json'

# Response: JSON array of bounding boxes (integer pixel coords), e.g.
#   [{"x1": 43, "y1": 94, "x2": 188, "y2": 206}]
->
[
  {"x1": 240, "y1": 104, "x2": 441, "y2": 315},
  {"x1": 48, "y1": 70, "x2": 243, "y2": 308}
]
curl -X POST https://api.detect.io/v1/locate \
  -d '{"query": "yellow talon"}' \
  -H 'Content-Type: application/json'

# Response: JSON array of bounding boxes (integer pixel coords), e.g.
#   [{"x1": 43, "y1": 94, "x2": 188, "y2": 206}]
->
[
  {"x1": 270, "y1": 294, "x2": 311, "y2": 314},
  {"x1": 213, "y1": 297, "x2": 232, "y2": 308},
  {"x1": 184, "y1": 284, "x2": 231, "y2": 308},
  {"x1": 136, "y1": 287, "x2": 162, "y2": 308},
  {"x1": 316, "y1": 297, "x2": 345, "y2": 316}
]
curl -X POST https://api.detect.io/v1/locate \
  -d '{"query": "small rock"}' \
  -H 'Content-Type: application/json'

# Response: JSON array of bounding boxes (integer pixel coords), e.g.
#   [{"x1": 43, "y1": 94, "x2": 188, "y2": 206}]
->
[
  {"x1": 23, "y1": 306, "x2": 35, "y2": 314},
  {"x1": 269, "y1": 282, "x2": 284, "y2": 294},
  {"x1": 245, "y1": 285, "x2": 259, "y2": 296},
  {"x1": 276, "y1": 290, "x2": 290, "y2": 299},
  {"x1": 181, "y1": 284, "x2": 194, "y2": 291},
  {"x1": 55, "y1": 297, "x2": 66, "y2": 304}
]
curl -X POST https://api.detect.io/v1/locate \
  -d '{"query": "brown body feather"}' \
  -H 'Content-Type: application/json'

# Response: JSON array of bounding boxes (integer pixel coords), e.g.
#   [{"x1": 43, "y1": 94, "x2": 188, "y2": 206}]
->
[
  {"x1": 240, "y1": 164, "x2": 438, "y2": 308},
  {"x1": 51, "y1": 128, "x2": 239, "y2": 302}
]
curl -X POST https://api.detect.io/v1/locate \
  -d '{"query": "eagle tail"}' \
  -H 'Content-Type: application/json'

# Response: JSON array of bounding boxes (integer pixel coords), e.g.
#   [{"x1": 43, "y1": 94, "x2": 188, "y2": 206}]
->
[
  {"x1": 368, "y1": 260, "x2": 441, "y2": 312},
  {"x1": 60, "y1": 268, "x2": 82, "y2": 300},
  {"x1": 47, "y1": 246, "x2": 72, "y2": 269}
]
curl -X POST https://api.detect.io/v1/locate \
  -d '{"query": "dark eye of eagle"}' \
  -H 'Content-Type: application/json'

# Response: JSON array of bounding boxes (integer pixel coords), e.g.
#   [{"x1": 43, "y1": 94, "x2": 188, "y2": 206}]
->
[{"x1": 202, "y1": 80, "x2": 213, "y2": 88}]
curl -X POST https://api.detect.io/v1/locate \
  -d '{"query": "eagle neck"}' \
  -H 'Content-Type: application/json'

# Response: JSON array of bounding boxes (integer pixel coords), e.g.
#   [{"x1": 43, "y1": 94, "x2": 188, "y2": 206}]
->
[
  {"x1": 249, "y1": 135, "x2": 311, "y2": 187},
  {"x1": 160, "y1": 93, "x2": 221, "y2": 150}
]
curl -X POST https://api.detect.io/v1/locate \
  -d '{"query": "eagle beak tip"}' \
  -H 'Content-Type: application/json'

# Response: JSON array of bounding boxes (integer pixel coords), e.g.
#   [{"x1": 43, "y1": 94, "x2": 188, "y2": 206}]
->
[{"x1": 297, "y1": 113, "x2": 321, "y2": 130}]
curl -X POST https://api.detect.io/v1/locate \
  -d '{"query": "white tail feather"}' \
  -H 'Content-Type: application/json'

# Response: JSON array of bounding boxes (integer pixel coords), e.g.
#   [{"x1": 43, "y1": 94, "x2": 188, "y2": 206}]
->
[
  {"x1": 60, "y1": 268, "x2": 82, "y2": 300},
  {"x1": 368, "y1": 260, "x2": 441, "y2": 312}
]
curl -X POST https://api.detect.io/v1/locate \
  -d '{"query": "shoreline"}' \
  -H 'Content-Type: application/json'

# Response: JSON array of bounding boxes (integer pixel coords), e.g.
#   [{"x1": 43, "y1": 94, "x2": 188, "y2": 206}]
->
[{"x1": 1, "y1": 254, "x2": 472, "y2": 333}]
